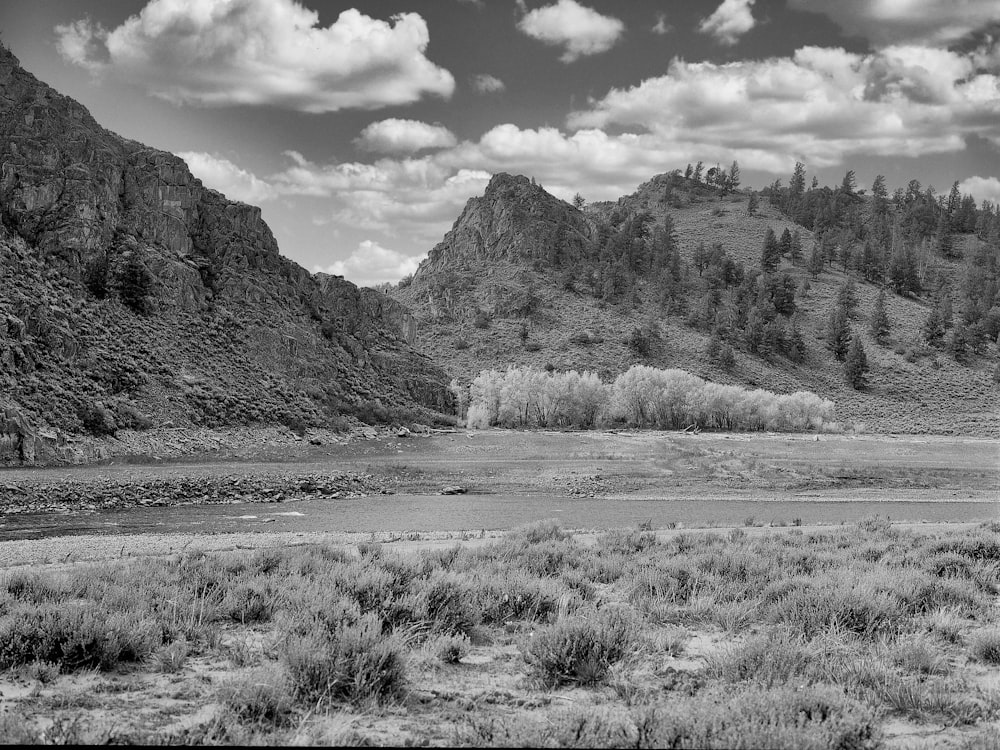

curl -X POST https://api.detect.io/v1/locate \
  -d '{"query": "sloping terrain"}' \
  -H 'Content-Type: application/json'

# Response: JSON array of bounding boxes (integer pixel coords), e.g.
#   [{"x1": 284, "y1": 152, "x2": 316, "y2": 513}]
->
[
  {"x1": 393, "y1": 173, "x2": 999, "y2": 436},
  {"x1": 0, "y1": 47, "x2": 451, "y2": 464}
]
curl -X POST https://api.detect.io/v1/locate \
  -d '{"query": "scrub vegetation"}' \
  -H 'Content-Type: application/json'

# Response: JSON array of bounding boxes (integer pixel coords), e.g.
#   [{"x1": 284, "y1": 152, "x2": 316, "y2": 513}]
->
[{"x1": 1, "y1": 520, "x2": 999, "y2": 746}]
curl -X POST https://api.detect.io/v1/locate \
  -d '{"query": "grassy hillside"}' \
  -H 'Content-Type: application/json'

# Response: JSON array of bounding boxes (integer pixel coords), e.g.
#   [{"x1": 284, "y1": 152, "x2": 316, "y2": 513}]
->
[{"x1": 393, "y1": 175, "x2": 999, "y2": 436}]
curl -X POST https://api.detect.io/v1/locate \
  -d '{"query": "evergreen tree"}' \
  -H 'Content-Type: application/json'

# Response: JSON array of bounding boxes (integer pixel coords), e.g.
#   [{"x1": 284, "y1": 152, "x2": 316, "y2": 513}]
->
[
  {"x1": 693, "y1": 161, "x2": 704, "y2": 182},
  {"x1": 789, "y1": 230, "x2": 803, "y2": 263},
  {"x1": 572, "y1": 193, "x2": 586, "y2": 209},
  {"x1": 949, "y1": 322, "x2": 969, "y2": 362},
  {"x1": 869, "y1": 288, "x2": 891, "y2": 344},
  {"x1": 719, "y1": 342, "x2": 736, "y2": 370},
  {"x1": 786, "y1": 314, "x2": 806, "y2": 363},
  {"x1": 871, "y1": 175, "x2": 889, "y2": 215},
  {"x1": 728, "y1": 161, "x2": 741, "y2": 191},
  {"x1": 828, "y1": 304, "x2": 851, "y2": 361},
  {"x1": 844, "y1": 336, "x2": 869, "y2": 389},
  {"x1": 704, "y1": 328, "x2": 722, "y2": 364},
  {"x1": 761, "y1": 227, "x2": 781, "y2": 273},
  {"x1": 115, "y1": 252, "x2": 154, "y2": 315},
  {"x1": 837, "y1": 277, "x2": 859, "y2": 317},
  {"x1": 84, "y1": 253, "x2": 111, "y2": 299},
  {"x1": 807, "y1": 242, "x2": 824, "y2": 277},
  {"x1": 746, "y1": 191, "x2": 759, "y2": 216},
  {"x1": 840, "y1": 169, "x2": 856, "y2": 196},
  {"x1": 922, "y1": 306, "x2": 945, "y2": 347},
  {"x1": 778, "y1": 228, "x2": 793, "y2": 257},
  {"x1": 684, "y1": 163, "x2": 693, "y2": 179}
]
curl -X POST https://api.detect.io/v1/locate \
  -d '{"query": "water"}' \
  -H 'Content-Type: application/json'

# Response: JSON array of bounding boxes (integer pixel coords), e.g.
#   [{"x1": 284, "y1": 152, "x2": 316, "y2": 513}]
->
[{"x1": 0, "y1": 493, "x2": 993, "y2": 541}]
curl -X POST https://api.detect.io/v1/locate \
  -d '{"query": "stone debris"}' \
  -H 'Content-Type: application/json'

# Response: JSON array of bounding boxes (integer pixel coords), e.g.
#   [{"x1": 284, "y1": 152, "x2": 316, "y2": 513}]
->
[
  {"x1": 440, "y1": 485, "x2": 467, "y2": 495},
  {"x1": 0, "y1": 471, "x2": 391, "y2": 515}
]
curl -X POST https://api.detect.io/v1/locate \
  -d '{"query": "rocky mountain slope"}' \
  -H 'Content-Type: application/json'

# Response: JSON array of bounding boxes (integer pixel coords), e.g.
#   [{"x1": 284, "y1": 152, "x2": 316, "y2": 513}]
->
[
  {"x1": 393, "y1": 173, "x2": 999, "y2": 436},
  {"x1": 0, "y1": 47, "x2": 451, "y2": 464}
]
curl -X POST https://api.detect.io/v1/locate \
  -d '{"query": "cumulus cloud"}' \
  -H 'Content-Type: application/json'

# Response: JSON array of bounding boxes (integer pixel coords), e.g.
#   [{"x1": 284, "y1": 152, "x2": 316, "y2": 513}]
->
[
  {"x1": 699, "y1": 0, "x2": 756, "y2": 46},
  {"x1": 355, "y1": 119, "x2": 457, "y2": 154},
  {"x1": 472, "y1": 74, "x2": 506, "y2": 93},
  {"x1": 313, "y1": 240, "x2": 424, "y2": 286},
  {"x1": 958, "y1": 175, "x2": 1000, "y2": 204},
  {"x1": 568, "y1": 45, "x2": 1000, "y2": 168},
  {"x1": 178, "y1": 151, "x2": 276, "y2": 204},
  {"x1": 517, "y1": 0, "x2": 625, "y2": 63},
  {"x1": 651, "y1": 14, "x2": 672, "y2": 36},
  {"x1": 789, "y1": 0, "x2": 1000, "y2": 47},
  {"x1": 55, "y1": 0, "x2": 454, "y2": 112}
]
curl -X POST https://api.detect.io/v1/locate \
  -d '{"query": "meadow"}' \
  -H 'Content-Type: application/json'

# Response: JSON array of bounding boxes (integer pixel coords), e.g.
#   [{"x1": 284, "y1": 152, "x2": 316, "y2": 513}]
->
[{"x1": 1, "y1": 518, "x2": 998, "y2": 747}]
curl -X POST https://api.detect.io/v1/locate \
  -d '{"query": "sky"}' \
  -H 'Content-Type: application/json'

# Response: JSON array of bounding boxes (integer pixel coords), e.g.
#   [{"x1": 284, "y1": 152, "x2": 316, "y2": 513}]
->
[{"x1": 2, "y1": 0, "x2": 1000, "y2": 286}]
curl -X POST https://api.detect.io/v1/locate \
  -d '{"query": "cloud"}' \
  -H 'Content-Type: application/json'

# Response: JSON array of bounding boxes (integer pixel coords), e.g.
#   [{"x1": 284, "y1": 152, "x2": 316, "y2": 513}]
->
[
  {"x1": 354, "y1": 119, "x2": 457, "y2": 154},
  {"x1": 55, "y1": 0, "x2": 454, "y2": 112},
  {"x1": 958, "y1": 176, "x2": 1000, "y2": 204},
  {"x1": 568, "y1": 45, "x2": 1000, "y2": 169},
  {"x1": 788, "y1": 0, "x2": 1000, "y2": 47},
  {"x1": 313, "y1": 240, "x2": 423, "y2": 286},
  {"x1": 699, "y1": 0, "x2": 756, "y2": 46},
  {"x1": 178, "y1": 151, "x2": 277, "y2": 204},
  {"x1": 472, "y1": 74, "x2": 506, "y2": 94},
  {"x1": 651, "y1": 14, "x2": 672, "y2": 36},
  {"x1": 517, "y1": 0, "x2": 625, "y2": 63}
]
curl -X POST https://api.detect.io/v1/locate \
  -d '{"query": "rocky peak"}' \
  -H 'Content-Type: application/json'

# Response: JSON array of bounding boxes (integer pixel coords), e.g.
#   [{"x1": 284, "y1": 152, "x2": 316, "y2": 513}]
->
[{"x1": 413, "y1": 172, "x2": 596, "y2": 277}]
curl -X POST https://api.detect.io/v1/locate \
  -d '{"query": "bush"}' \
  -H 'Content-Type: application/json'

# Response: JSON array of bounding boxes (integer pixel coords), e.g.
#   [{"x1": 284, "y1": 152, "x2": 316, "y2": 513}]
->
[
  {"x1": 79, "y1": 401, "x2": 118, "y2": 436},
  {"x1": 520, "y1": 607, "x2": 638, "y2": 686},
  {"x1": 218, "y1": 668, "x2": 295, "y2": 727},
  {"x1": 282, "y1": 614, "x2": 406, "y2": 705},
  {"x1": 430, "y1": 633, "x2": 470, "y2": 664},
  {"x1": 969, "y1": 629, "x2": 1000, "y2": 664}
]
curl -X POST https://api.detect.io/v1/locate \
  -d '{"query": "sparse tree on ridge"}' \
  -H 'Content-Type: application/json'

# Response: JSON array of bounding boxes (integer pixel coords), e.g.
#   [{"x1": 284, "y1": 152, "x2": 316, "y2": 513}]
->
[
  {"x1": 693, "y1": 161, "x2": 704, "y2": 182},
  {"x1": 844, "y1": 336, "x2": 869, "y2": 389},
  {"x1": 828, "y1": 303, "x2": 851, "y2": 361},
  {"x1": 573, "y1": 193, "x2": 586, "y2": 209},
  {"x1": 869, "y1": 287, "x2": 891, "y2": 344},
  {"x1": 746, "y1": 191, "x2": 759, "y2": 216},
  {"x1": 761, "y1": 228, "x2": 782, "y2": 273}
]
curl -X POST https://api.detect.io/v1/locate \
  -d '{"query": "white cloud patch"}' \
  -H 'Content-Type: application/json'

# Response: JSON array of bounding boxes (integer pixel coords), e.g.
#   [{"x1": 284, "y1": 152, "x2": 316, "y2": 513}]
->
[
  {"x1": 699, "y1": 0, "x2": 756, "y2": 46},
  {"x1": 568, "y1": 46, "x2": 1000, "y2": 169},
  {"x1": 472, "y1": 74, "x2": 506, "y2": 93},
  {"x1": 517, "y1": 0, "x2": 625, "y2": 63},
  {"x1": 789, "y1": 0, "x2": 1000, "y2": 47},
  {"x1": 178, "y1": 151, "x2": 276, "y2": 204},
  {"x1": 55, "y1": 0, "x2": 455, "y2": 112},
  {"x1": 958, "y1": 175, "x2": 1000, "y2": 204},
  {"x1": 355, "y1": 119, "x2": 457, "y2": 154},
  {"x1": 313, "y1": 240, "x2": 423, "y2": 286},
  {"x1": 651, "y1": 14, "x2": 672, "y2": 36}
]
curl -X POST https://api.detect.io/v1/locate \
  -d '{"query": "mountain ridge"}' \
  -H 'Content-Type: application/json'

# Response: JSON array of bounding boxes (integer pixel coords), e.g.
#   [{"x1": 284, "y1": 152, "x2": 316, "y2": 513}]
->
[{"x1": 0, "y1": 46, "x2": 451, "y2": 464}]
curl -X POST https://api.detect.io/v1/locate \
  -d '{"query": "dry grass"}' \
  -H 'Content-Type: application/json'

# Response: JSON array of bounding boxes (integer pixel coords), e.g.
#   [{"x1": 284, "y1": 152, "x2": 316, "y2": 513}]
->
[{"x1": 2, "y1": 520, "x2": 999, "y2": 746}]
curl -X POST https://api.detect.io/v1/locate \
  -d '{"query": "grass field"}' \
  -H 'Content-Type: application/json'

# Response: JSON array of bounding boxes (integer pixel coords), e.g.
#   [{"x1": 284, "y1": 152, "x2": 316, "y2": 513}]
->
[{"x1": 2, "y1": 519, "x2": 998, "y2": 747}]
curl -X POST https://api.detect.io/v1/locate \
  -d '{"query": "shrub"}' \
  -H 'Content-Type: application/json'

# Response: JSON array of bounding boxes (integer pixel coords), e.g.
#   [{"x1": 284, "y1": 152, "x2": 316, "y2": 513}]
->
[
  {"x1": 969, "y1": 629, "x2": 1000, "y2": 664},
  {"x1": 218, "y1": 668, "x2": 295, "y2": 727},
  {"x1": 520, "y1": 607, "x2": 638, "y2": 686},
  {"x1": 415, "y1": 570, "x2": 480, "y2": 636},
  {"x1": 430, "y1": 633, "x2": 470, "y2": 664},
  {"x1": 282, "y1": 614, "x2": 406, "y2": 705},
  {"x1": 114, "y1": 251, "x2": 155, "y2": 315},
  {"x1": 79, "y1": 401, "x2": 118, "y2": 436}
]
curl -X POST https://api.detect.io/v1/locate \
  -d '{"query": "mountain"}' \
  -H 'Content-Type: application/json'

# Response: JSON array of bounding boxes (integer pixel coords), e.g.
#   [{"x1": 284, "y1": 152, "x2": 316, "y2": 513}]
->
[
  {"x1": 0, "y1": 47, "x2": 451, "y2": 464},
  {"x1": 393, "y1": 173, "x2": 1000, "y2": 436}
]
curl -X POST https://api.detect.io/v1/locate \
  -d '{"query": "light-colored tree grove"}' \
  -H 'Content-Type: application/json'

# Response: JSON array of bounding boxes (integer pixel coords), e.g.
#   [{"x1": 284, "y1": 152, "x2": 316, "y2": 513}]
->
[{"x1": 465, "y1": 365, "x2": 834, "y2": 432}]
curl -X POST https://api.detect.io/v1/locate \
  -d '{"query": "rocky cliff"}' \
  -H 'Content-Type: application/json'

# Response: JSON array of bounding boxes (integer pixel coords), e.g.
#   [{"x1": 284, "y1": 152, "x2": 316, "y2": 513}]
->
[
  {"x1": 0, "y1": 47, "x2": 451, "y2": 464},
  {"x1": 413, "y1": 173, "x2": 596, "y2": 277}
]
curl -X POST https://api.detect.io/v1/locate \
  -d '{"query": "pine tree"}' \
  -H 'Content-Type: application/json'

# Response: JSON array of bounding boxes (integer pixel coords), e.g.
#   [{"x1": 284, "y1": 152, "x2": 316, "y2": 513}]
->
[
  {"x1": 871, "y1": 175, "x2": 889, "y2": 215},
  {"x1": 761, "y1": 228, "x2": 781, "y2": 273},
  {"x1": 922, "y1": 306, "x2": 945, "y2": 347},
  {"x1": 728, "y1": 161, "x2": 741, "y2": 191},
  {"x1": 837, "y1": 277, "x2": 859, "y2": 317},
  {"x1": 746, "y1": 191, "x2": 759, "y2": 216},
  {"x1": 949, "y1": 322, "x2": 969, "y2": 362},
  {"x1": 786, "y1": 314, "x2": 806, "y2": 363},
  {"x1": 693, "y1": 161, "x2": 704, "y2": 182},
  {"x1": 789, "y1": 230, "x2": 803, "y2": 263},
  {"x1": 840, "y1": 169, "x2": 856, "y2": 196},
  {"x1": 115, "y1": 252, "x2": 154, "y2": 315},
  {"x1": 869, "y1": 288, "x2": 891, "y2": 344},
  {"x1": 704, "y1": 328, "x2": 722, "y2": 364},
  {"x1": 807, "y1": 243, "x2": 824, "y2": 277},
  {"x1": 684, "y1": 163, "x2": 693, "y2": 179},
  {"x1": 719, "y1": 342, "x2": 736, "y2": 370},
  {"x1": 844, "y1": 336, "x2": 869, "y2": 389},
  {"x1": 572, "y1": 193, "x2": 586, "y2": 209},
  {"x1": 828, "y1": 304, "x2": 851, "y2": 361},
  {"x1": 778, "y1": 228, "x2": 793, "y2": 257}
]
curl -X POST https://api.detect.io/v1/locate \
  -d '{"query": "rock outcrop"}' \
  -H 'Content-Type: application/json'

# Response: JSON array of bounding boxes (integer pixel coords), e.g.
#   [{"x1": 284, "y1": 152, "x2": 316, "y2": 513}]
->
[
  {"x1": 413, "y1": 173, "x2": 596, "y2": 277},
  {"x1": 0, "y1": 47, "x2": 451, "y2": 464}
]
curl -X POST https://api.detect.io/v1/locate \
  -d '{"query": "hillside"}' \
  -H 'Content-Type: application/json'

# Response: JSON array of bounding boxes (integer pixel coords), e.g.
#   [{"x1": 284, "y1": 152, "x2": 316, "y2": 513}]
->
[
  {"x1": 0, "y1": 47, "x2": 451, "y2": 464},
  {"x1": 393, "y1": 173, "x2": 999, "y2": 436}
]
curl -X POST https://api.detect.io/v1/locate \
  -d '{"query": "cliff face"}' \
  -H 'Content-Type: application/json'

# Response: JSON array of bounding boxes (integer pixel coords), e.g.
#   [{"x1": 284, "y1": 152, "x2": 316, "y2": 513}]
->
[
  {"x1": 0, "y1": 47, "x2": 450, "y2": 464},
  {"x1": 413, "y1": 173, "x2": 596, "y2": 277}
]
